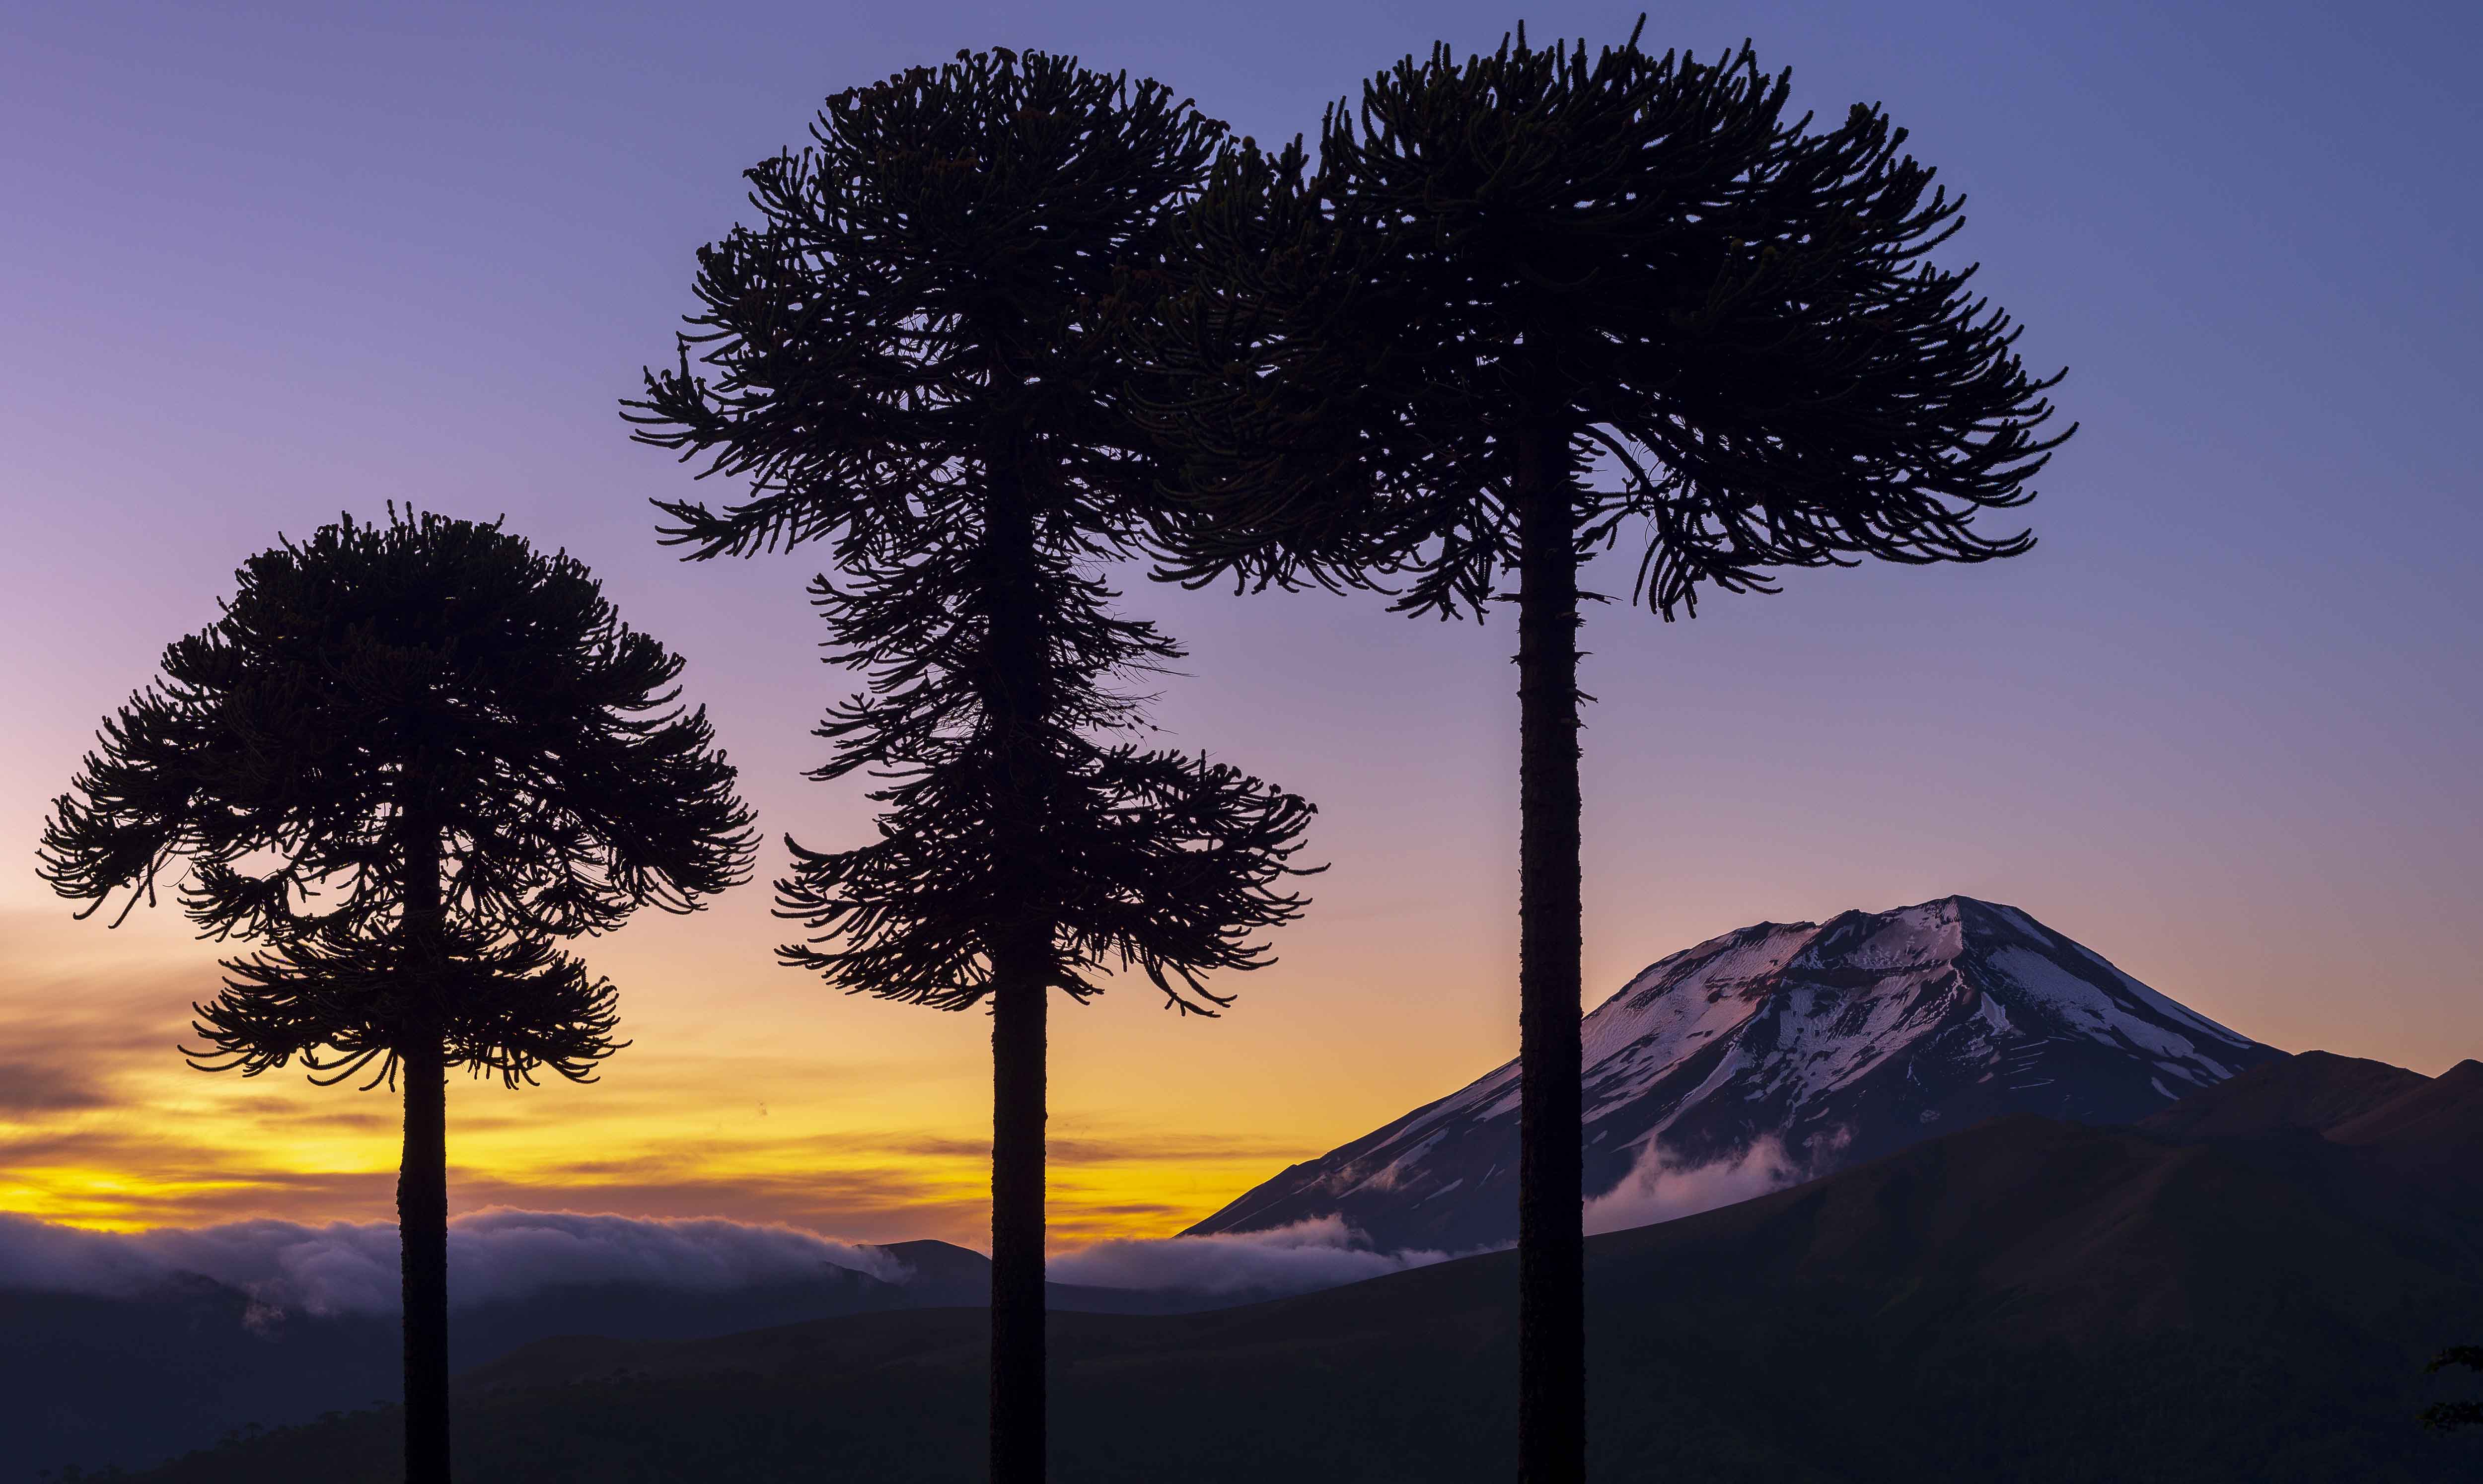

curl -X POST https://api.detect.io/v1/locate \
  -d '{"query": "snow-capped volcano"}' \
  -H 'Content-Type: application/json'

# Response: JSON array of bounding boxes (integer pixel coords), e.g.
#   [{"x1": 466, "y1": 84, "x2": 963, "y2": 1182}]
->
[{"x1": 1188, "y1": 896, "x2": 2281, "y2": 1252}]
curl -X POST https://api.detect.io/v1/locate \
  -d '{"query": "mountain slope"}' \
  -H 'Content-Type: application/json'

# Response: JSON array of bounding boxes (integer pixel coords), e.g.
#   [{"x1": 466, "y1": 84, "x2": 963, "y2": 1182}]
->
[
  {"x1": 1191, "y1": 896, "x2": 2282, "y2": 1250},
  {"x1": 137, "y1": 1052, "x2": 2483, "y2": 1484}
]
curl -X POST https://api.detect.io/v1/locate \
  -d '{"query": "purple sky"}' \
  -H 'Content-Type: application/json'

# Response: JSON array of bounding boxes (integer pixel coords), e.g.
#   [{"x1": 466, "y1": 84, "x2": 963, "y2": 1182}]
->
[{"x1": 3, "y1": 0, "x2": 2477, "y2": 1236}]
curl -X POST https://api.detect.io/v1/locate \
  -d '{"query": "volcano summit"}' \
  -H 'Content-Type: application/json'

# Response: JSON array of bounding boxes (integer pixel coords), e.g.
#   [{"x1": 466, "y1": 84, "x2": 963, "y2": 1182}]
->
[{"x1": 1191, "y1": 896, "x2": 2282, "y2": 1251}]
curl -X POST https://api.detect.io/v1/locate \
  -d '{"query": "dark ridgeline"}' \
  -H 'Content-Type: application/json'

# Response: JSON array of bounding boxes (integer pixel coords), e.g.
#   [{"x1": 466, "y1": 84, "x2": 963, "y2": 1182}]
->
[
  {"x1": 36, "y1": 511, "x2": 755, "y2": 1484},
  {"x1": 1137, "y1": 25, "x2": 2068, "y2": 1482},
  {"x1": 624, "y1": 48, "x2": 1316, "y2": 1484}
]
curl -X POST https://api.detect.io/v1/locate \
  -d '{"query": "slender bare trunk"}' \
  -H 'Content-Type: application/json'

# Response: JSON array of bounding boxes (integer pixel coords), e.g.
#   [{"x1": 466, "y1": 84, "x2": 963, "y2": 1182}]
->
[
  {"x1": 989, "y1": 944, "x2": 1048, "y2": 1484},
  {"x1": 983, "y1": 441, "x2": 1050, "y2": 1484},
  {"x1": 1514, "y1": 424, "x2": 1585, "y2": 1484},
  {"x1": 398, "y1": 808, "x2": 451, "y2": 1484}
]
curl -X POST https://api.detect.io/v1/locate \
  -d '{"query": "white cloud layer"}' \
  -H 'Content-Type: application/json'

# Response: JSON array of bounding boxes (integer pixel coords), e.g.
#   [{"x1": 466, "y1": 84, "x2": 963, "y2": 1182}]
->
[
  {"x1": 1046, "y1": 1214, "x2": 1454, "y2": 1296},
  {"x1": 1580, "y1": 1136, "x2": 1805, "y2": 1236},
  {"x1": 0, "y1": 1209, "x2": 904, "y2": 1315},
  {"x1": 0, "y1": 1208, "x2": 1462, "y2": 1313}
]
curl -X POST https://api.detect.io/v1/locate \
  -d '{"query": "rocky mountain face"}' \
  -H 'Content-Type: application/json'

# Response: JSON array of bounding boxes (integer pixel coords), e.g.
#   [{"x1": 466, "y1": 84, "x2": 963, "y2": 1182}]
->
[{"x1": 1188, "y1": 895, "x2": 2284, "y2": 1252}]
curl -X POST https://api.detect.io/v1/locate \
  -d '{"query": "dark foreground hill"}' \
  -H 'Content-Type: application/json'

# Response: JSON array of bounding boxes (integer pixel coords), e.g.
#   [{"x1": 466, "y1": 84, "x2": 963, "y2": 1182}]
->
[{"x1": 132, "y1": 1052, "x2": 2483, "y2": 1484}]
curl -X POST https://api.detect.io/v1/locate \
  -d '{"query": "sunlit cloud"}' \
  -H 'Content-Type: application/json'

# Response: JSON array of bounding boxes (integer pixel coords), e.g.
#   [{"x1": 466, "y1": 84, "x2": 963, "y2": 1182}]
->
[{"x1": 0, "y1": 1062, "x2": 114, "y2": 1112}]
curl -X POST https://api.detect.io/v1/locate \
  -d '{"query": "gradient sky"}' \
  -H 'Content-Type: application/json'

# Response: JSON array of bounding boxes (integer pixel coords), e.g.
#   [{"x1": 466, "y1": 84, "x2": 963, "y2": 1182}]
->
[{"x1": 4, "y1": 0, "x2": 2477, "y2": 1248}]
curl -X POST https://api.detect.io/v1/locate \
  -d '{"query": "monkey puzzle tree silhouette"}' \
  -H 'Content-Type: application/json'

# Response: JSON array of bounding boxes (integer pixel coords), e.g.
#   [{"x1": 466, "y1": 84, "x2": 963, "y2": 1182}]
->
[
  {"x1": 37, "y1": 511, "x2": 754, "y2": 1484},
  {"x1": 1138, "y1": 26, "x2": 2069, "y2": 1482},
  {"x1": 624, "y1": 48, "x2": 1316, "y2": 1484}
]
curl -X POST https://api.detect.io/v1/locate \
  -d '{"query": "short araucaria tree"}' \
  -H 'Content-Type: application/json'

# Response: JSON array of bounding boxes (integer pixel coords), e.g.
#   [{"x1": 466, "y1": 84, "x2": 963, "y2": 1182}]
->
[
  {"x1": 1139, "y1": 27, "x2": 2070, "y2": 1482},
  {"x1": 38, "y1": 510, "x2": 755, "y2": 1484},
  {"x1": 624, "y1": 48, "x2": 1317, "y2": 1484}
]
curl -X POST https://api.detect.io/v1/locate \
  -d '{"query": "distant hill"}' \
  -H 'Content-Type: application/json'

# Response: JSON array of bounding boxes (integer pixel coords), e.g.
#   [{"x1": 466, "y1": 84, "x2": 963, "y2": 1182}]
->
[
  {"x1": 128, "y1": 1051, "x2": 2483, "y2": 1484},
  {"x1": 1191, "y1": 896, "x2": 2284, "y2": 1251}
]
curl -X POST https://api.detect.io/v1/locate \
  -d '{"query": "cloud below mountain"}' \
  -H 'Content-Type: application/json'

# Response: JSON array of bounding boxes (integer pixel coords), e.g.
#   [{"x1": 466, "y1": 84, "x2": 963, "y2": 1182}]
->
[
  {"x1": 0, "y1": 1209, "x2": 906, "y2": 1315},
  {"x1": 1047, "y1": 1214, "x2": 1456, "y2": 1295},
  {"x1": 1581, "y1": 1136, "x2": 1806, "y2": 1237},
  {"x1": 0, "y1": 1208, "x2": 1464, "y2": 1313}
]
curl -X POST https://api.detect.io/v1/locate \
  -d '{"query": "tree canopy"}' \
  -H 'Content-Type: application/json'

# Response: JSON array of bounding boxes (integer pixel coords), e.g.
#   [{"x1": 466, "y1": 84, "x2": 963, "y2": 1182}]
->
[
  {"x1": 626, "y1": 47, "x2": 1315, "y2": 1016},
  {"x1": 38, "y1": 509, "x2": 756, "y2": 1085},
  {"x1": 1140, "y1": 24, "x2": 2069, "y2": 617}
]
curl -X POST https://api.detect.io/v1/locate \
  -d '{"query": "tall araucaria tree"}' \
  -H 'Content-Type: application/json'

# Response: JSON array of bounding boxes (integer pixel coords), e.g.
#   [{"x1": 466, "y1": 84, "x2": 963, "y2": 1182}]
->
[
  {"x1": 1138, "y1": 27, "x2": 2069, "y2": 1482},
  {"x1": 37, "y1": 511, "x2": 755, "y2": 1484},
  {"x1": 623, "y1": 48, "x2": 1317, "y2": 1484}
]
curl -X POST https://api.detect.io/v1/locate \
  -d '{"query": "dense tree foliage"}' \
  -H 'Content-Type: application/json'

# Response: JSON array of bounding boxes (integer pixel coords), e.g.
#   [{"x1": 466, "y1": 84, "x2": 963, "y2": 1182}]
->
[
  {"x1": 625, "y1": 48, "x2": 1316, "y2": 1484},
  {"x1": 39, "y1": 510, "x2": 754, "y2": 1484},
  {"x1": 1139, "y1": 25, "x2": 2068, "y2": 1481}
]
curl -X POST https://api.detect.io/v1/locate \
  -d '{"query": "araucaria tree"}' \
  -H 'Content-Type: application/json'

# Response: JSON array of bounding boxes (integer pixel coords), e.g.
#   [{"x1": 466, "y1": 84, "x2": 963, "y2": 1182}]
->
[
  {"x1": 38, "y1": 511, "x2": 754, "y2": 1484},
  {"x1": 1141, "y1": 27, "x2": 2068, "y2": 1482},
  {"x1": 625, "y1": 48, "x2": 1317, "y2": 1484}
]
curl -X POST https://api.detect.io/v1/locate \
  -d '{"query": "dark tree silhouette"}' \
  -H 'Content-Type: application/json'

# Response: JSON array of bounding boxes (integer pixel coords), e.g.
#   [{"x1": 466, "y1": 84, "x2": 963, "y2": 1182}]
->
[
  {"x1": 1139, "y1": 26, "x2": 2069, "y2": 1482},
  {"x1": 2424, "y1": 1345, "x2": 2483, "y2": 1431},
  {"x1": 38, "y1": 511, "x2": 754, "y2": 1484},
  {"x1": 624, "y1": 48, "x2": 1316, "y2": 1484}
]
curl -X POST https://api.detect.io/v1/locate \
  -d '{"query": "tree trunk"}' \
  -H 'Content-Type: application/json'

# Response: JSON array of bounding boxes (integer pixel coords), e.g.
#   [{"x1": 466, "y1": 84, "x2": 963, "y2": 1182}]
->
[
  {"x1": 399, "y1": 1034, "x2": 450, "y2": 1484},
  {"x1": 988, "y1": 944, "x2": 1048, "y2": 1484},
  {"x1": 398, "y1": 809, "x2": 451, "y2": 1484},
  {"x1": 982, "y1": 439, "x2": 1051, "y2": 1484},
  {"x1": 1514, "y1": 424, "x2": 1585, "y2": 1484}
]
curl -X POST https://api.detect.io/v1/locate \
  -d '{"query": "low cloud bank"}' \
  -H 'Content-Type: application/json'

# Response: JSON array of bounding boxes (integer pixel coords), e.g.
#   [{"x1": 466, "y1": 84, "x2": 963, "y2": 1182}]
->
[
  {"x1": 1047, "y1": 1214, "x2": 1453, "y2": 1297},
  {"x1": 0, "y1": 1209, "x2": 904, "y2": 1315},
  {"x1": 1581, "y1": 1136, "x2": 1806, "y2": 1237},
  {"x1": 0, "y1": 1208, "x2": 1460, "y2": 1313}
]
